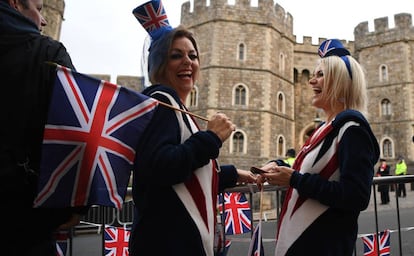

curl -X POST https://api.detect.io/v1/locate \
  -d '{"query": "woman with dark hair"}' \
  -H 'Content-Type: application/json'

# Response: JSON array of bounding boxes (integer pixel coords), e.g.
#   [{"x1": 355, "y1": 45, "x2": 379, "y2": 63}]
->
[{"x1": 129, "y1": 1, "x2": 256, "y2": 255}]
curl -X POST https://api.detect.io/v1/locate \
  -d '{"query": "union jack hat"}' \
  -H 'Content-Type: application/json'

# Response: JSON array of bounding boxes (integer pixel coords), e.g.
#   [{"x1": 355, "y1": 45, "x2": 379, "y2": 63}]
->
[
  {"x1": 318, "y1": 39, "x2": 350, "y2": 58},
  {"x1": 132, "y1": 0, "x2": 173, "y2": 41},
  {"x1": 318, "y1": 39, "x2": 353, "y2": 79}
]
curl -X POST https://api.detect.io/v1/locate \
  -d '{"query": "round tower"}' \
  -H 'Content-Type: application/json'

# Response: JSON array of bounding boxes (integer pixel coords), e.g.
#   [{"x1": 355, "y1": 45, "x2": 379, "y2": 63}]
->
[
  {"x1": 354, "y1": 13, "x2": 414, "y2": 164},
  {"x1": 181, "y1": 0, "x2": 296, "y2": 169}
]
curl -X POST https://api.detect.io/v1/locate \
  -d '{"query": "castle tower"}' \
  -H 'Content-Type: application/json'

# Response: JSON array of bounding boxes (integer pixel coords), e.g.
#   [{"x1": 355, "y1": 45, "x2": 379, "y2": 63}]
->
[
  {"x1": 41, "y1": 0, "x2": 65, "y2": 40},
  {"x1": 354, "y1": 13, "x2": 414, "y2": 162},
  {"x1": 181, "y1": 0, "x2": 296, "y2": 168}
]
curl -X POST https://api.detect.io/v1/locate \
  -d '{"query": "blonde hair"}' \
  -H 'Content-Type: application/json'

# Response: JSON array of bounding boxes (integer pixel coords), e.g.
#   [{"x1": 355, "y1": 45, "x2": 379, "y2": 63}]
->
[{"x1": 320, "y1": 56, "x2": 367, "y2": 115}]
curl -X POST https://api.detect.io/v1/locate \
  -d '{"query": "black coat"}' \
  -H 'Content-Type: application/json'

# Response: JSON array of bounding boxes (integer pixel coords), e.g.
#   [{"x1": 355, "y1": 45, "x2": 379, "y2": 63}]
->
[{"x1": 0, "y1": 3, "x2": 82, "y2": 255}]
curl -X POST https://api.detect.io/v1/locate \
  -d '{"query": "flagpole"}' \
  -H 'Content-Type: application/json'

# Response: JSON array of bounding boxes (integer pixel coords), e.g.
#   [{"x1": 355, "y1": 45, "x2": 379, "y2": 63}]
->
[
  {"x1": 156, "y1": 100, "x2": 209, "y2": 121},
  {"x1": 259, "y1": 186, "x2": 264, "y2": 222},
  {"x1": 45, "y1": 62, "x2": 209, "y2": 122},
  {"x1": 259, "y1": 187, "x2": 264, "y2": 256}
]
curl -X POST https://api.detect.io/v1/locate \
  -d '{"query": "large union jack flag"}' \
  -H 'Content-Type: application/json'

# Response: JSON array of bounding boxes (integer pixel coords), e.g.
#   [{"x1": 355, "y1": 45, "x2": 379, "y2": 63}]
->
[
  {"x1": 218, "y1": 192, "x2": 252, "y2": 235},
  {"x1": 362, "y1": 229, "x2": 391, "y2": 256},
  {"x1": 105, "y1": 226, "x2": 130, "y2": 256},
  {"x1": 132, "y1": 0, "x2": 171, "y2": 40},
  {"x1": 34, "y1": 65, "x2": 158, "y2": 209}
]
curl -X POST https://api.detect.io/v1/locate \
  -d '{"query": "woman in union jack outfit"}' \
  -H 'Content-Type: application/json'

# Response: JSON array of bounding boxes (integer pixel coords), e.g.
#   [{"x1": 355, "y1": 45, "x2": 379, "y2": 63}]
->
[
  {"x1": 129, "y1": 1, "x2": 256, "y2": 255},
  {"x1": 259, "y1": 39, "x2": 380, "y2": 256}
]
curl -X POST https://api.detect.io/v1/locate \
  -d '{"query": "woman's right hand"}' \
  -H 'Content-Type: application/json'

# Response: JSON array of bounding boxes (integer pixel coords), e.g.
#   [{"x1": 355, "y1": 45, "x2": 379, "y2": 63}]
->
[{"x1": 207, "y1": 113, "x2": 236, "y2": 142}]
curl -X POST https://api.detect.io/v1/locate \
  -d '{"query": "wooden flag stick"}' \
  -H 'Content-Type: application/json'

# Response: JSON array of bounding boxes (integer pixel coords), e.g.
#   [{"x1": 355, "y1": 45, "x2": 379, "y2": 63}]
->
[{"x1": 156, "y1": 100, "x2": 209, "y2": 121}]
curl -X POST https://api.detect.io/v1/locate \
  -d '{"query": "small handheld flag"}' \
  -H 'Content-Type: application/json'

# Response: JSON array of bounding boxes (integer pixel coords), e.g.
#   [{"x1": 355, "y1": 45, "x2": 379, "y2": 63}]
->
[{"x1": 34, "y1": 65, "x2": 158, "y2": 209}]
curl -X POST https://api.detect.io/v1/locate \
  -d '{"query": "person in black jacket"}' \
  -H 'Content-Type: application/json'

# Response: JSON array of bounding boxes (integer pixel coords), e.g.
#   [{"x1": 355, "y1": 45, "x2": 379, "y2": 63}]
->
[
  {"x1": 376, "y1": 158, "x2": 390, "y2": 204},
  {"x1": 0, "y1": 0, "x2": 84, "y2": 255}
]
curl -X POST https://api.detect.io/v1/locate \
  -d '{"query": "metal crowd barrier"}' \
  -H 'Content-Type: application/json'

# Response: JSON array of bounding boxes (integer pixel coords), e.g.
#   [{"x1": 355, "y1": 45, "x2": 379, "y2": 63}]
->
[{"x1": 75, "y1": 175, "x2": 414, "y2": 256}]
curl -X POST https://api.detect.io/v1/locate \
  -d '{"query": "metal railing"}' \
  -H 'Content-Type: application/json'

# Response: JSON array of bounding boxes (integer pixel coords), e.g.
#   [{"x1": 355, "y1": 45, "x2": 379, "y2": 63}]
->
[{"x1": 74, "y1": 175, "x2": 414, "y2": 256}]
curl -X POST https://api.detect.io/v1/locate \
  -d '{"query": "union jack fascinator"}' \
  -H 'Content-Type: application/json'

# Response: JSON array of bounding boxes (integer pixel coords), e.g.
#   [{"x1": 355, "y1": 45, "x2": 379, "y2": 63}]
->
[
  {"x1": 132, "y1": 0, "x2": 173, "y2": 41},
  {"x1": 318, "y1": 39, "x2": 353, "y2": 79}
]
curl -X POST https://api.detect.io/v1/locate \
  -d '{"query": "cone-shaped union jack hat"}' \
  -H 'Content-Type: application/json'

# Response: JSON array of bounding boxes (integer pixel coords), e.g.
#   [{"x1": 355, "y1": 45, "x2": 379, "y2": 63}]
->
[{"x1": 132, "y1": 0, "x2": 173, "y2": 41}]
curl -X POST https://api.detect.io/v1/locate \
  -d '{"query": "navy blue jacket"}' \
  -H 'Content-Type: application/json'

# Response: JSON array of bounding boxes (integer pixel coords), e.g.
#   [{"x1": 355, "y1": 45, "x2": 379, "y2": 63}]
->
[
  {"x1": 282, "y1": 110, "x2": 380, "y2": 256},
  {"x1": 129, "y1": 84, "x2": 238, "y2": 255}
]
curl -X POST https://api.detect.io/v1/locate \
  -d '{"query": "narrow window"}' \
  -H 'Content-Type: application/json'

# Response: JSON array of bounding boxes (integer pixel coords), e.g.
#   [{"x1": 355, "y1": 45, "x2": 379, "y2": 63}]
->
[
  {"x1": 238, "y1": 43, "x2": 245, "y2": 61},
  {"x1": 232, "y1": 131, "x2": 244, "y2": 153},
  {"x1": 381, "y1": 99, "x2": 391, "y2": 116},
  {"x1": 382, "y1": 139, "x2": 393, "y2": 158},
  {"x1": 235, "y1": 85, "x2": 246, "y2": 105}
]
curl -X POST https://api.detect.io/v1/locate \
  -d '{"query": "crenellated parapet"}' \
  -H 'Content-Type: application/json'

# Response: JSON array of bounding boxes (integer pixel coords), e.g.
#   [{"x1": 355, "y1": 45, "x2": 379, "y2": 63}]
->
[
  {"x1": 294, "y1": 36, "x2": 354, "y2": 55},
  {"x1": 354, "y1": 13, "x2": 414, "y2": 49},
  {"x1": 181, "y1": 0, "x2": 293, "y2": 38}
]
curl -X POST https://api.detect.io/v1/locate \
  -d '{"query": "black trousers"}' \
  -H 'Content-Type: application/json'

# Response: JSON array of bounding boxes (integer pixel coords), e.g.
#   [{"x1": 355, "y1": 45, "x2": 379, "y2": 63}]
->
[
  {"x1": 397, "y1": 182, "x2": 406, "y2": 197},
  {"x1": 378, "y1": 185, "x2": 390, "y2": 204}
]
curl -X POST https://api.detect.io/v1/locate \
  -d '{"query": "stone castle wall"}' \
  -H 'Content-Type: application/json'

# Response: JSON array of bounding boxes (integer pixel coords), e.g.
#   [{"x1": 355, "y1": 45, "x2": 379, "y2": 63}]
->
[
  {"x1": 43, "y1": 0, "x2": 414, "y2": 173},
  {"x1": 41, "y1": 0, "x2": 65, "y2": 40}
]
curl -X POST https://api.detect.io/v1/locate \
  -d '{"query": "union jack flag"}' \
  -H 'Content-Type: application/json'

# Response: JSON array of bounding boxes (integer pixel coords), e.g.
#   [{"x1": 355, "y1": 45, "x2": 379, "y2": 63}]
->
[
  {"x1": 218, "y1": 192, "x2": 252, "y2": 235},
  {"x1": 132, "y1": 0, "x2": 171, "y2": 39},
  {"x1": 247, "y1": 221, "x2": 265, "y2": 256},
  {"x1": 34, "y1": 65, "x2": 158, "y2": 209},
  {"x1": 216, "y1": 240, "x2": 232, "y2": 256},
  {"x1": 105, "y1": 226, "x2": 130, "y2": 256},
  {"x1": 55, "y1": 230, "x2": 70, "y2": 256},
  {"x1": 362, "y1": 229, "x2": 391, "y2": 256}
]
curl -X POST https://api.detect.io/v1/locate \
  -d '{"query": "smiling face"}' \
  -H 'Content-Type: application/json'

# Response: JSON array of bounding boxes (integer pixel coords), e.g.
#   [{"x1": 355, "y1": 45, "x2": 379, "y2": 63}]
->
[
  {"x1": 309, "y1": 62, "x2": 328, "y2": 110},
  {"x1": 309, "y1": 60, "x2": 348, "y2": 121},
  {"x1": 163, "y1": 36, "x2": 199, "y2": 103}
]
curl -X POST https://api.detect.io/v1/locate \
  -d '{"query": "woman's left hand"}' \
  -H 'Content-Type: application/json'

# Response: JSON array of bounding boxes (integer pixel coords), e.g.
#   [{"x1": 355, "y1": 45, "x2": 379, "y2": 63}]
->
[
  {"x1": 237, "y1": 169, "x2": 257, "y2": 184},
  {"x1": 261, "y1": 166, "x2": 294, "y2": 187}
]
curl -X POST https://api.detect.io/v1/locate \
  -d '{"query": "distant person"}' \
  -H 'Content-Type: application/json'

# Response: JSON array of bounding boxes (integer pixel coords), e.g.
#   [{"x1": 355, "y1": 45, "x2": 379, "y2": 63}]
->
[
  {"x1": 284, "y1": 148, "x2": 296, "y2": 167},
  {"x1": 257, "y1": 39, "x2": 380, "y2": 256},
  {"x1": 128, "y1": 1, "x2": 257, "y2": 255},
  {"x1": 395, "y1": 156, "x2": 407, "y2": 197},
  {"x1": 376, "y1": 158, "x2": 390, "y2": 204},
  {"x1": 0, "y1": 0, "x2": 85, "y2": 255}
]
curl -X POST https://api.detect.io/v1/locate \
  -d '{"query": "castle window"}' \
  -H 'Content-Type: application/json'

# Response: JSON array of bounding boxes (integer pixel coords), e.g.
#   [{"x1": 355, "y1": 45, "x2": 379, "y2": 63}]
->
[
  {"x1": 186, "y1": 85, "x2": 198, "y2": 107},
  {"x1": 277, "y1": 92, "x2": 285, "y2": 113},
  {"x1": 379, "y1": 64, "x2": 388, "y2": 82},
  {"x1": 231, "y1": 130, "x2": 246, "y2": 154},
  {"x1": 294, "y1": 69, "x2": 298, "y2": 83},
  {"x1": 238, "y1": 43, "x2": 245, "y2": 61},
  {"x1": 381, "y1": 98, "x2": 392, "y2": 116},
  {"x1": 277, "y1": 136, "x2": 285, "y2": 157},
  {"x1": 382, "y1": 138, "x2": 393, "y2": 158},
  {"x1": 233, "y1": 84, "x2": 248, "y2": 106},
  {"x1": 301, "y1": 69, "x2": 310, "y2": 85},
  {"x1": 279, "y1": 53, "x2": 285, "y2": 73}
]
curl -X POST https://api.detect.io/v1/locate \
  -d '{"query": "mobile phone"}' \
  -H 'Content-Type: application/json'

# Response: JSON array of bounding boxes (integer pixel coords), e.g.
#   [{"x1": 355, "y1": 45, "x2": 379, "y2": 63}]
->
[{"x1": 250, "y1": 166, "x2": 268, "y2": 174}]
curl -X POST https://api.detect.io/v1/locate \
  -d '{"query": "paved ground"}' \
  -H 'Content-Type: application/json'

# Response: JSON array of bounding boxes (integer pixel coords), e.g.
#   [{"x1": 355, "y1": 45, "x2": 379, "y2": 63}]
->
[
  {"x1": 72, "y1": 187, "x2": 414, "y2": 255},
  {"x1": 365, "y1": 185, "x2": 414, "y2": 212}
]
